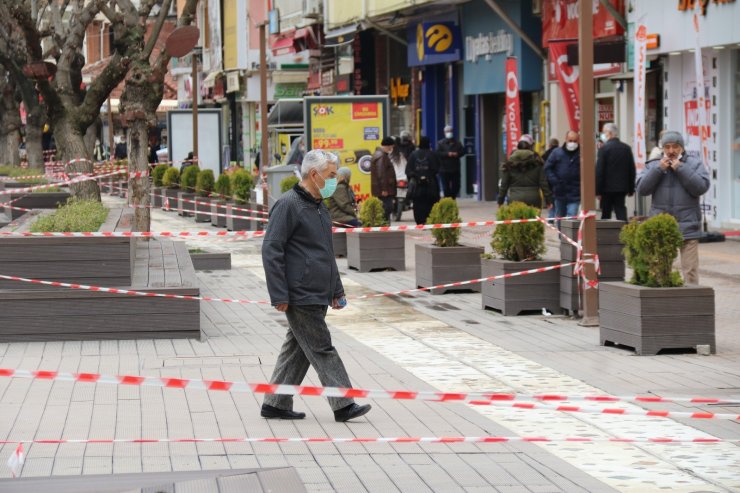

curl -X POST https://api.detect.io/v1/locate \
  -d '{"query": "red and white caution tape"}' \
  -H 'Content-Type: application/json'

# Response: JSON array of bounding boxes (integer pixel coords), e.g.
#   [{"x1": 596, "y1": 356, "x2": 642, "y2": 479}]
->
[
  {"x1": 2, "y1": 169, "x2": 131, "y2": 194},
  {"x1": 0, "y1": 261, "x2": 584, "y2": 305},
  {"x1": 0, "y1": 274, "x2": 270, "y2": 304},
  {"x1": 467, "y1": 400, "x2": 740, "y2": 421},
  {"x1": 2, "y1": 369, "x2": 735, "y2": 408},
  {"x1": 125, "y1": 203, "x2": 270, "y2": 222},
  {"x1": 0, "y1": 230, "x2": 266, "y2": 239},
  {"x1": 1, "y1": 435, "x2": 735, "y2": 447}
]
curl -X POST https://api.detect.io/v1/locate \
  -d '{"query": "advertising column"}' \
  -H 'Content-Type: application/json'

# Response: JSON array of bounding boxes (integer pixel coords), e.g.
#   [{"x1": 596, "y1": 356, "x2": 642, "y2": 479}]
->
[
  {"x1": 304, "y1": 96, "x2": 390, "y2": 201},
  {"x1": 633, "y1": 25, "x2": 648, "y2": 171}
]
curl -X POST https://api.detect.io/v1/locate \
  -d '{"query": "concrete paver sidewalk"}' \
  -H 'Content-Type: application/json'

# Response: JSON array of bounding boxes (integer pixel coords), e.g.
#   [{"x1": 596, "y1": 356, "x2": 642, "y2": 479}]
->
[{"x1": 0, "y1": 196, "x2": 738, "y2": 492}]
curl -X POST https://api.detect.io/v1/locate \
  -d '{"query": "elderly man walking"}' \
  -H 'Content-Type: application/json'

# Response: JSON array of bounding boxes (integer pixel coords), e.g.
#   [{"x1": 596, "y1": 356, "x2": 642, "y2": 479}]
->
[
  {"x1": 261, "y1": 149, "x2": 372, "y2": 422},
  {"x1": 636, "y1": 131, "x2": 710, "y2": 285},
  {"x1": 596, "y1": 123, "x2": 636, "y2": 221}
]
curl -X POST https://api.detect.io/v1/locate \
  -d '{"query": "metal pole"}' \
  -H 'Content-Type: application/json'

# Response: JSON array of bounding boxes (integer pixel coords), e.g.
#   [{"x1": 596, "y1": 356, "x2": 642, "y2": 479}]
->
[
  {"x1": 579, "y1": 0, "x2": 599, "y2": 326},
  {"x1": 259, "y1": 22, "x2": 269, "y2": 208},
  {"x1": 192, "y1": 50, "x2": 199, "y2": 161}
]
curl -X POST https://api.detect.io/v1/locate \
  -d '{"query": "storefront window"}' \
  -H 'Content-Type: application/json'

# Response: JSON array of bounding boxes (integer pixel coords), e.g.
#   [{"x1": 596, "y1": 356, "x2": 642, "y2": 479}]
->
[{"x1": 733, "y1": 50, "x2": 740, "y2": 221}]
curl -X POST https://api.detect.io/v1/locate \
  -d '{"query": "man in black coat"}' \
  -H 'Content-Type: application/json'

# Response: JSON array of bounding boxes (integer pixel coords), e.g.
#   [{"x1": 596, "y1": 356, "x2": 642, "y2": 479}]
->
[
  {"x1": 596, "y1": 123, "x2": 636, "y2": 221},
  {"x1": 436, "y1": 124, "x2": 465, "y2": 199}
]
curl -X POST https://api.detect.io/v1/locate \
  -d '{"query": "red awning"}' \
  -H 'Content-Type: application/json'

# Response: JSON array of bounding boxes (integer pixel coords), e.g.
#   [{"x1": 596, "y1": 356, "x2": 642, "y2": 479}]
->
[
  {"x1": 271, "y1": 36, "x2": 296, "y2": 56},
  {"x1": 294, "y1": 27, "x2": 311, "y2": 40}
]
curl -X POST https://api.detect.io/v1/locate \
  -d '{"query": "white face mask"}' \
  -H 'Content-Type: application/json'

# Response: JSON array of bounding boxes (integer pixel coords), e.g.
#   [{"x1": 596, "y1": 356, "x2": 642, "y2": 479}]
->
[
  {"x1": 565, "y1": 142, "x2": 579, "y2": 152},
  {"x1": 445, "y1": 132, "x2": 454, "y2": 139}
]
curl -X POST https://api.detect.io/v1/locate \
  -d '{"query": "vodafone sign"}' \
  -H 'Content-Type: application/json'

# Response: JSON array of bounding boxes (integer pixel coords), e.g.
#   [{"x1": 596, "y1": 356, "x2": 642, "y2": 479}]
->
[
  {"x1": 505, "y1": 57, "x2": 521, "y2": 155},
  {"x1": 549, "y1": 41, "x2": 581, "y2": 131}
]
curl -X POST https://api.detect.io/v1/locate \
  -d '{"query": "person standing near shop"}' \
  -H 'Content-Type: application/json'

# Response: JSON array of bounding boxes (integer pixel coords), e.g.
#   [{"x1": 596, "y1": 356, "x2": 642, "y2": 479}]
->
[
  {"x1": 595, "y1": 123, "x2": 636, "y2": 221},
  {"x1": 405, "y1": 136, "x2": 440, "y2": 225},
  {"x1": 396, "y1": 130, "x2": 416, "y2": 161},
  {"x1": 327, "y1": 167, "x2": 361, "y2": 227},
  {"x1": 498, "y1": 134, "x2": 552, "y2": 210},
  {"x1": 636, "y1": 131, "x2": 710, "y2": 285},
  {"x1": 371, "y1": 136, "x2": 397, "y2": 222},
  {"x1": 545, "y1": 130, "x2": 582, "y2": 223},
  {"x1": 436, "y1": 125, "x2": 465, "y2": 199},
  {"x1": 261, "y1": 149, "x2": 372, "y2": 422}
]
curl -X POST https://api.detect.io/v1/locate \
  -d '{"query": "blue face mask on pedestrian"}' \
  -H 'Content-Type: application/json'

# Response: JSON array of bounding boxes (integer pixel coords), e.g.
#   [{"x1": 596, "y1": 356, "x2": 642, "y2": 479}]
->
[{"x1": 313, "y1": 173, "x2": 337, "y2": 198}]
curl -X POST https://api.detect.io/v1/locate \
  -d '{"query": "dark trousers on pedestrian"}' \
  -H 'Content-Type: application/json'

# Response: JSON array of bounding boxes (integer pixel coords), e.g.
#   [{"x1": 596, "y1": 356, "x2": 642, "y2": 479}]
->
[
  {"x1": 264, "y1": 305, "x2": 354, "y2": 411},
  {"x1": 439, "y1": 172, "x2": 460, "y2": 199},
  {"x1": 412, "y1": 197, "x2": 437, "y2": 225},
  {"x1": 380, "y1": 196, "x2": 394, "y2": 223},
  {"x1": 600, "y1": 192, "x2": 628, "y2": 221}
]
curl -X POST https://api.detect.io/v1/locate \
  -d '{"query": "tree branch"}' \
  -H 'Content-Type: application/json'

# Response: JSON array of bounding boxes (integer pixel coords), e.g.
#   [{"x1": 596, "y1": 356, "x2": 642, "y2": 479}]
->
[
  {"x1": 142, "y1": 0, "x2": 171, "y2": 60},
  {"x1": 153, "y1": 0, "x2": 197, "y2": 71}
]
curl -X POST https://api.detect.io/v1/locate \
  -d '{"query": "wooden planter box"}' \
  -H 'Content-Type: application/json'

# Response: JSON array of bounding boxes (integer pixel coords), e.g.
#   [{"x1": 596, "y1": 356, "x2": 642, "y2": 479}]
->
[
  {"x1": 599, "y1": 281, "x2": 716, "y2": 355},
  {"x1": 332, "y1": 232, "x2": 347, "y2": 258},
  {"x1": 178, "y1": 191, "x2": 196, "y2": 217},
  {"x1": 560, "y1": 219, "x2": 626, "y2": 313},
  {"x1": 151, "y1": 186, "x2": 163, "y2": 208},
  {"x1": 346, "y1": 231, "x2": 405, "y2": 272},
  {"x1": 162, "y1": 188, "x2": 180, "y2": 210},
  {"x1": 194, "y1": 196, "x2": 212, "y2": 222},
  {"x1": 226, "y1": 202, "x2": 251, "y2": 231},
  {"x1": 211, "y1": 199, "x2": 229, "y2": 228},
  {"x1": 6, "y1": 192, "x2": 71, "y2": 220},
  {"x1": 415, "y1": 243, "x2": 484, "y2": 294},
  {"x1": 481, "y1": 258, "x2": 560, "y2": 316},
  {"x1": 190, "y1": 252, "x2": 231, "y2": 270}
]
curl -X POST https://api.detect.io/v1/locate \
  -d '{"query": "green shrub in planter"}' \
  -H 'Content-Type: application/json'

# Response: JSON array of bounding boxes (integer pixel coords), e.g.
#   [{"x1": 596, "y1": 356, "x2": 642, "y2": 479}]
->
[
  {"x1": 427, "y1": 197, "x2": 461, "y2": 247},
  {"x1": 152, "y1": 164, "x2": 169, "y2": 187},
  {"x1": 358, "y1": 197, "x2": 387, "y2": 227},
  {"x1": 162, "y1": 167, "x2": 180, "y2": 188},
  {"x1": 30, "y1": 199, "x2": 108, "y2": 232},
  {"x1": 620, "y1": 214, "x2": 683, "y2": 287},
  {"x1": 280, "y1": 175, "x2": 299, "y2": 193},
  {"x1": 196, "y1": 169, "x2": 215, "y2": 197},
  {"x1": 490, "y1": 201, "x2": 545, "y2": 261},
  {"x1": 180, "y1": 165, "x2": 199, "y2": 192},
  {"x1": 214, "y1": 173, "x2": 231, "y2": 199},
  {"x1": 231, "y1": 169, "x2": 253, "y2": 204},
  {"x1": 9, "y1": 167, "x2": 44, "y2": 177}
]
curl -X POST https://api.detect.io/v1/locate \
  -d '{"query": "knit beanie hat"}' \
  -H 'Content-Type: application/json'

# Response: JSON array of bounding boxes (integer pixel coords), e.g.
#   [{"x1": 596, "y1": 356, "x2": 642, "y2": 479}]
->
[{"x1": 660, "y1": 131, "x2": 684, "y2": 148}]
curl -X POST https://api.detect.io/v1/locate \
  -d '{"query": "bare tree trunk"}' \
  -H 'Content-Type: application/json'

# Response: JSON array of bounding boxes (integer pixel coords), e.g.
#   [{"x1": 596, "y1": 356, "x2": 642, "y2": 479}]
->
[
  {"x1": 24, "y1": 107, "x2": 44, "y2": 168},
  {"x1": 127, "y1": 118, "x2": 150, "y2": 231},
  {"x1": 0, "y1": 70, "x2": 20, "y2": 166},
  {"x1": 0, "y1": 131, "x2": 20, "y2": 166},
  {"x1": 54, "y1": 118, "x2": 100, "y2": 201}
]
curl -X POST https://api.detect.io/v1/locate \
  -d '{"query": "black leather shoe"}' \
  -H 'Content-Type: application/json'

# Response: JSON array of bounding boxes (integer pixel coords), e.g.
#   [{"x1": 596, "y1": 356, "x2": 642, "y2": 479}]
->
[
  {"x1": 261, "y1": 404, "x2": 306, "y2": 420},
  {"x1": 334, "y1": 403, "x2": 372, "y2": 422}
]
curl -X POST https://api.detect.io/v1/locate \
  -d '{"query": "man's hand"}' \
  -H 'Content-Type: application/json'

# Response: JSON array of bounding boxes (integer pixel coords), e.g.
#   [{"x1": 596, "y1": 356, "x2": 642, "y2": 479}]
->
[
  {"x1": 448, "y1": 152, "x2": 457, "y2": 157},
  {"x1": 274, "y1": 303, "x2": 288, "y2": 312},
  {"x1": 331, "y1": 297, "x2": 347, "y2": 310},
  {"x1": 660, "y1": 157, "x2": 672, "y2": 171},
  {"x1": 670, "y1": 159, "x2": 682, "y2": 170},
  {"x1": 381, "y1": 191, "x2": 388, "y2": 197}
]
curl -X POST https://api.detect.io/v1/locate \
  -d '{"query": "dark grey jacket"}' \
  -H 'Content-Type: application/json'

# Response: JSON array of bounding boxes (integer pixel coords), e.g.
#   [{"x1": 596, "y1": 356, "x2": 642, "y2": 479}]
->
[
  {"x1": 262, "y1": 184, "x2": 344, "y2": 306},
  {"x1": 636, "y1": 154, "x2": 710, "y2": 240}
]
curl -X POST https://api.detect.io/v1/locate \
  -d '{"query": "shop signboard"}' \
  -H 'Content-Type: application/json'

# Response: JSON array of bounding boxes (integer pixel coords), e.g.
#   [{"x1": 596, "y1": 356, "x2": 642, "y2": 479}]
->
[
  {"x1": 407, "y1": 13, "x2": 462, "y2": 67},
  {"x1": 504, "y1": 57, "x2": 521, "y2": 156},
  {"x1": 542, "y1": 0, "x2": 625, "y2": 47},
  {"x1": 304, "y1": 96, "x2": 390, "y2": 201},
  {"x1": 633, "y1": 25, "x2": 648, "y2": 170},
  {"x1": 549, "y1": 40, "x2": 581, "y2": 131}
]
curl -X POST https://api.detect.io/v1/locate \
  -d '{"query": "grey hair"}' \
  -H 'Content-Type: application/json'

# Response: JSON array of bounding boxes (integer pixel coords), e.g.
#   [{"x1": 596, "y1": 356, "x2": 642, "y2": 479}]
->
[
  {"x1": 300, "y1": 149, "x2": 332, "y2": 178},
  {"x1": 337, "y1": 167, "x2": 352, "y2": 180},
  {"x1": 603, "y1": 122, "x2": 619, "y2": 138}
]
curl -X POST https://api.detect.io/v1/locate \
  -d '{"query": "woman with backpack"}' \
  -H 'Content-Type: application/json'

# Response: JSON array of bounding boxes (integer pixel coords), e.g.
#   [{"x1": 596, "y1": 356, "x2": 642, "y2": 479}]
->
[
  {"x1": 405, "y1": 136, "x2": 441, "y2": 225},
  {"x1": 498, "y1": 134, "x2": 552, "y2": 210}
]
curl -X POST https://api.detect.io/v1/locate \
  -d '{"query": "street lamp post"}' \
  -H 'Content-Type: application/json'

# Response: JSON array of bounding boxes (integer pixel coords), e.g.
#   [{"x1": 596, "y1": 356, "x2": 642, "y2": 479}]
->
[
  {"x1": 191, "y1": 46, "x2": 202, "y2": 162},
  {"x1": 259, "y1": 22, "x2": 269, "y2": 209}
]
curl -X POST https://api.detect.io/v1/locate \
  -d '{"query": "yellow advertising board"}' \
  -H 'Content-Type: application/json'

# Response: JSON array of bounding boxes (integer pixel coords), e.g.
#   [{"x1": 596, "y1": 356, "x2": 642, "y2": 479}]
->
[{"x1": 304, "y1": 96, "x2": 390, "y2": 202}]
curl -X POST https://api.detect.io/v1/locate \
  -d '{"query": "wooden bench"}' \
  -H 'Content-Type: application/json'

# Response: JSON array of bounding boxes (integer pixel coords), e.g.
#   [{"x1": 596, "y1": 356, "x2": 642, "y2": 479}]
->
[{"x1": 0, "y1": 208, "x2": 200, "y2": 341}]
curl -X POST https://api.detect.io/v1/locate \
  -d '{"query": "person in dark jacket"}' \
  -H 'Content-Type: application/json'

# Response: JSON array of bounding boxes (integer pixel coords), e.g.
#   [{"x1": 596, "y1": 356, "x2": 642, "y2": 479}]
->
[
  {"x1": 261, "y1": 149, "x2": 371, "y2": 422},
  {"x1": 596, "y1": 123, "x2": 636, "y2": 221},
  {"x1": 436, "y1": 124, "x2": 465, "y2": 199},
  {"x1": 396, "y1": 130, "x2": 416, "y2": 161},
  {"x1": 370, "y1": 136, "x2": 397, "y2": 222},
  {"x1": 545, "y1": 131, "x2": 581, "y2": 224},
  {"x1": 327, "y1": 167, "x2": 360, "y2": 227},
  {"x1": 636, "y1": 131, "x2": 710, "y2": 285},
  {"x1": 405, "y1": 136, "x2": 440, "y2": 225},
  {"x1": 541, "y1": 137, "x2": 559, "y2": 164},
  {"x1": 498, "y1": 134, "x2": 552, "y2": 210}
]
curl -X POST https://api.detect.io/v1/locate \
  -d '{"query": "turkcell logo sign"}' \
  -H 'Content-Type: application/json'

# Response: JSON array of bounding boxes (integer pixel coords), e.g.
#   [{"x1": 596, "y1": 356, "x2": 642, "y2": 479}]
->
[{"x1": 407, "y1": 19, "x2": 461, "y2": 66}]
